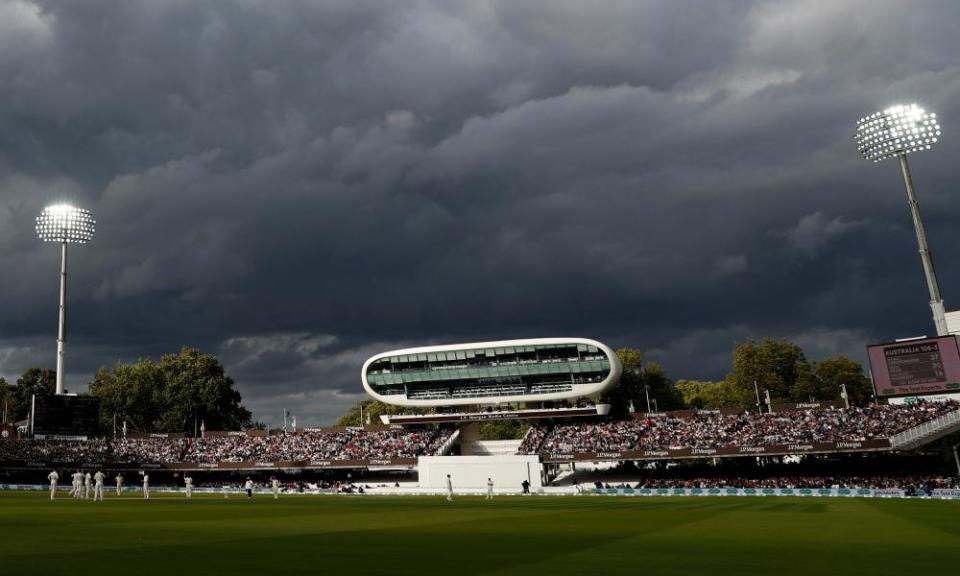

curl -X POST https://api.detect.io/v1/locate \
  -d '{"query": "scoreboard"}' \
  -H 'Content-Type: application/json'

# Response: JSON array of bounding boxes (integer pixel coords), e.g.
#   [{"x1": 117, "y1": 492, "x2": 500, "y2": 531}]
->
[
  {"x1": 867, "y1": 336, "x2": 960, "y2": 397},
  {"x1": 31, "y1": 394, "x2": 100, "y2": 438}
]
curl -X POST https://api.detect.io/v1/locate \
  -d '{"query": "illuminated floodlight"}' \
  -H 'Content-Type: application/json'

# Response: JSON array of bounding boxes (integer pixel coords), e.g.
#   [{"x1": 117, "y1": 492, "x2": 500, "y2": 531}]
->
[
  {"x1": 855, "y1": 104, "x2": 947, "y2": 335},
  {"x1": 855, "y1": 104, "x2": 941, "y2": 162},
  {"x1": 36, "y1": 204, "x2": 96, "y2": 243},
  {"x1": 35, "y1": 204, "x2": 96, "y2": 395}
]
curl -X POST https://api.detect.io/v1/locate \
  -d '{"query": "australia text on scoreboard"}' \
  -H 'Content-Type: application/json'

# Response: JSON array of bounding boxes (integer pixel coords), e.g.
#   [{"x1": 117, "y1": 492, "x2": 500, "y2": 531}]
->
[{"x1": 867, "y1": 335, "x2": 960, "y2": 397}]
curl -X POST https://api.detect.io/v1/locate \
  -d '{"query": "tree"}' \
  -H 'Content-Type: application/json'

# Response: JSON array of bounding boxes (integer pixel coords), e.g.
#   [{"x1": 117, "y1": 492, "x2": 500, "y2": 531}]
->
[
  {"x1": 602, "y1": 349, "x2": 682, "y2": 416},
  {"x1": 674, "y1": 379, "x2": 742, "y2": 409},
  {"x1": 727, "y1": 339, "x2": 816, "y2": 409},
  {"x1": 335, "y1": 399, "x2": 419, "y2": 427},
  {"x1": 8, "y1": 368, "x2": 57, "y2": 422},
  {"x1": 158, "y1": 347, "x2": 251, "y2": 433},
  {"x1": 807, "y1": 356, "x2": 873, "y2": 406},
  {"x1": 640, "y1": 361, "x2": 684, "y2": 411},
  {"x1": 0, "y1": 378, "x2": 13, "y2": 423},
  {"x1": 89, "y1": 360, "x2": 166, "y2": 433},
  {"x1": 478, "y1": 420, "x2": 529, "y2": 440},
  {"x1": 88, "y1": 347, "x2": 251, "y2": 434}
]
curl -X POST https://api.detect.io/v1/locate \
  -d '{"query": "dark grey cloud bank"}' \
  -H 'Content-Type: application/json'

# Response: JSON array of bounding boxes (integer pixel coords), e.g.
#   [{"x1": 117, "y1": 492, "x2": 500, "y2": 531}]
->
[{"x1": 2, "y1": 0, "x2": 960, "y2": 425}]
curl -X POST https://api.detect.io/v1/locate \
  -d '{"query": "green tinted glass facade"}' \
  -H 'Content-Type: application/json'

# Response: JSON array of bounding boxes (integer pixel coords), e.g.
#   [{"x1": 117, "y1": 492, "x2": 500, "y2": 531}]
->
[{"x1": 366, "y1": 343, "x2": 612, "y2": 401}]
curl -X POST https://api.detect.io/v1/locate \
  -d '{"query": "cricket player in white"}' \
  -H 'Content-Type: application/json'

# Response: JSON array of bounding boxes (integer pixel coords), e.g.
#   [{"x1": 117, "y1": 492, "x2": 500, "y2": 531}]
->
[
  {"x1": 271, "y1": 476, "x2": 280, "y2": 499},
  {"x1": 84, "y1": 472, "x2": 92, "y2": 499},
  {"x1": 47, "y1": 470, "x2": 59, "y2": 500},
  {"x1": 93, "y1": 470, "x2": 106, "y2": 501},
  {"x1": 71, "y1": 471, "x2": 83, "y2": 498},
  {"x1": 244, "y1": 478, "x2": 254, "y2": 499},
  {"x1": 486, "y1": 478, "x2": 494, "y2": 500},
  {"x1": 115, "y1": 473, "x2": 124, "y2": 495},
  {"x1": 142, "y1": 473, "x2": 150, "y2": 499},
  {"x1": 184, "y1": 474, "x2": 193, "y2": 499},
  {"x1": 445, "y1": 474, "x2": 453, "y2": 502}
]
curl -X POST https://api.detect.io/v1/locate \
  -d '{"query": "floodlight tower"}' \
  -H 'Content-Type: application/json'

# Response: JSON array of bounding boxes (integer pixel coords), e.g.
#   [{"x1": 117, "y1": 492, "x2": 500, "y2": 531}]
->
[
  {"x1": 35, "y1": 204, "x2": 96, "y2": 395},
  {"x1": 855, "y1": 104, "x2": 946, "y2": 335}
]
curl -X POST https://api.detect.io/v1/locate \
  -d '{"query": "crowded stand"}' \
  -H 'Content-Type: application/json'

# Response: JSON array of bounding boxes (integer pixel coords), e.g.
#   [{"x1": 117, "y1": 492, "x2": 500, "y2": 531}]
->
[
  {"x1": 111, "y1": 438, "x2": 187, "y2": 463},
  {"x1": 618, "y1": 475, "x2": 960, "y2": 491},
  {"x1": 182, "y1": 428, "x2": 450, "y2": 463},
  {"x1": 525, "y1": 400, "x2": 960, "y2": 455},
  {"x1": 0, "y1": 427, "x2": 453, "y2": 466},
  {"x1": 1, "y1": 401, "x2": 958, "y2": 467},
  {"x1": 0, "y1": 438, "x2": 109, "y2": 463},
  {"x1": 517, "y1": 424, "x2": 549, "y2": 455}
]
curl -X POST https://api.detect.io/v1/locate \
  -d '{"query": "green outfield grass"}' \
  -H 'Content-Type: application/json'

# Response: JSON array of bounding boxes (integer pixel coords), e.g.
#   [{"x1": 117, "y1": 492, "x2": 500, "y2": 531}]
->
[{"x1": 1, "y1": 492, "x2": 958, "y2": 575}]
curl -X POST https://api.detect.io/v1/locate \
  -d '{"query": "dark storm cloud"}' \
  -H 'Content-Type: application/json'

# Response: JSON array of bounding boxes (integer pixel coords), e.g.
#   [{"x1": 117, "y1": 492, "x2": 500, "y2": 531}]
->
[{"x1": 2, "y1": 0, "x2": 960, "y2": 424}]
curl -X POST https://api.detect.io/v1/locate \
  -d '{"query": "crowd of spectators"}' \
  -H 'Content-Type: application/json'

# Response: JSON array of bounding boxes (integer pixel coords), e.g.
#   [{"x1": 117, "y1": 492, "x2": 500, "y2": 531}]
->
[
  {"x1": 517, "y1": 425, "x2": 549, "y2": 455},
  {"x1": 111, "y1": 438, "x2": 187, "y2": 463},
  {"x1": 182, "y1": 428, "x2": 449, "y2": 463},
  {"x1": 3, "y1": 401, "x2": 958, "y2": 465},
  {"x1": 592, "y1": 475, "x2": 959, "y2": 492},
  {"x1": 526, "y1": 400, "x2": 960, "y2": 454},
  {"x1": 0, "y1": 438, "x2": 109, "y2": 463},
  {"x1": 0, "y1": 428, "x2": 453, "y2": 465}
]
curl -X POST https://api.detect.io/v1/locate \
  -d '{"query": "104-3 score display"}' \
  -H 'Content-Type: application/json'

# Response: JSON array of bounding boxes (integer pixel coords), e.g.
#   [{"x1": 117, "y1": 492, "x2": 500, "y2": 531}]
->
[{"x1": 867, "y1": 336, "x2": 960, "y2": 397}]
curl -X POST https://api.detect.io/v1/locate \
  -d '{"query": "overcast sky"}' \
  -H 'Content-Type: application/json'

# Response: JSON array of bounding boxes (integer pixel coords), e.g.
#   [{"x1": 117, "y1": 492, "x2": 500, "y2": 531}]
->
[{"x1": 2, "y1": 0, "x2": 960, "y2": 426}]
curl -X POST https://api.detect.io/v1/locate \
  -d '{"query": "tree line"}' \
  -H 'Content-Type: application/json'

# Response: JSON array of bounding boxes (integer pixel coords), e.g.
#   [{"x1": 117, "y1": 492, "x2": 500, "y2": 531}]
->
[
  {"x1": 0, "y1": 347, "x2": 251, "y2": 434},
  {"x1": 608, "y1": 338, "x2": 872, "y2": 417}
]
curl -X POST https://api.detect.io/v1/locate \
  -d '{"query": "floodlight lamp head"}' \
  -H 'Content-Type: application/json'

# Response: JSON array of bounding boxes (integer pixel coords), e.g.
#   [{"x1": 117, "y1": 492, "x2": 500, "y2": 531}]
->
[
  {"x1": 35, "y1": 204, "x2": 96, "y2": 243},
  {"x1": 855, "y1": 104, "x2": 941, "y2": 163}
]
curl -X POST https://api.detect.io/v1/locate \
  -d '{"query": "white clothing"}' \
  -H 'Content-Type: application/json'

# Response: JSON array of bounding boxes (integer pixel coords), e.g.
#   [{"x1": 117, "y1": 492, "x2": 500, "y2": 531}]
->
[
  {"x1": 446, "y1": 477, "x2": 453, "y2": 501},
  {"x1": 486, "y1": 480, "x2": 494, "y2": 500},
  {"x1": 116, "y1": 475, "x2": 124, "y2": 495},
  {"x1": 142, "y1": 474, "x2": 150, "y2": 499},
  {"x1": 271, "y1": 479, "x2": 280, "y2": 499},
  {"x1": 184, "y1": 477, "x2": 193, "y2": 499},
  {"x1": 71, "y1": 472, "x2": 83, "y2": 498},
  {"x1": 47, "y1": 471, "x2": 59, "y2": 500},
  {"x1": 93, "y1": 472, "x2": 105, "y2": 501},
  {"x1": 84, "y1": 473, "x2": 92, "y2": 499}
]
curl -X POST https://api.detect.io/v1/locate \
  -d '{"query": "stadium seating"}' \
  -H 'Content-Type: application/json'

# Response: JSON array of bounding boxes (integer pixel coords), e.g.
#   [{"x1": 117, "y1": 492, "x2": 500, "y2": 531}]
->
[
  {"x1": 2, "y1": 402, "x2": 957, "y2": 467},
  {"x1": 0, "y1": 427, "x2": 454, "y2": 465},
  {"x1": 521, "y1": 401, "x2": 960, "y2": 455}
]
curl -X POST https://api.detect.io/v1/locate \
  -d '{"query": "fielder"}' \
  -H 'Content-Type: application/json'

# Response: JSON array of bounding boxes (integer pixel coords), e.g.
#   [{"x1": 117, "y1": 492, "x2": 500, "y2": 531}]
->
[
  {"x1": 93, "y1": 470, "x2": 105, "y2": 501},
  {"x1": 184, "y1": 474, "x2": 193, "y2": 499},
  {"x1": 486, "y1": 477, "x2": 494, "y2": 500},
  {"x1": 244, "y1": 477, "x2": 254, "y2": 499},
  {"x1": 115, "y1": 473, "x2": 124, "y2": 496},
  {"x1": 47, "y1": 470, "x2": 59, "y2": 500},
  {"x1": 84, "y1": 471, "x2": 92, "y2": 499},
  {"x1": 142, "y1": 472, "x2": 150, "y2": 499},
  {"x1": 71, "y1": 470, "x2": 83, "y2": 498},
  {"x1": 446, "y1": 474, "x2": 453, "y2": 502},
  {"x1": 271, "y1": 476, "x2": 280, "y2": 499}
]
